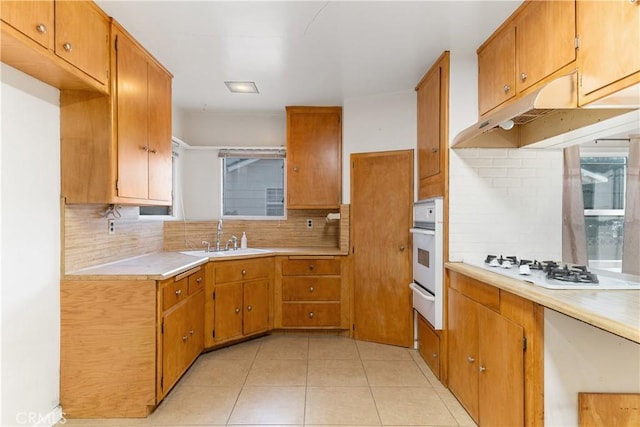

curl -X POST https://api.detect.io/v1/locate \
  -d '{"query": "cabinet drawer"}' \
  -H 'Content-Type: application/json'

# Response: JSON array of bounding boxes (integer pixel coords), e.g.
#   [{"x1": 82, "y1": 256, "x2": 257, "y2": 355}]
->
[
  {"x1": 282, "y1": 302, "x2": 341, "y2": 327},
  {"x1": 282, "y1": 277, "x2": 341, "y2": 301},
  {"x1": 215, "y1": 257, "x2": 273, "y2": 283},
  {"x1": 449, "y1": 271, "x2": 500, "y2": 312},
  {"x1": 163, "y1": 277, "x2": 188, "y2": 311},
  {"x1": 417, "y1": 314, "x2": 440, "y2": 379},
  {"x1": 282, "y1": 258, "x2": 341, "y2": 276},
  {"x1": 188, "y1": 269, "x2": 205, "y2": 295}
]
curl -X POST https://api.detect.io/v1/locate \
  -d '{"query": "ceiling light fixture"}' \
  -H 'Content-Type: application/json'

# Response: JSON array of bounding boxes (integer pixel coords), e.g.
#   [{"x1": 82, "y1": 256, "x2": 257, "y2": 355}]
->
[
  {"x1": 224, "y1": 81, "x2": 259, "y2": 94},
  {"x1": 498, "y1": 119, "x2": 515, "y2": 130}
]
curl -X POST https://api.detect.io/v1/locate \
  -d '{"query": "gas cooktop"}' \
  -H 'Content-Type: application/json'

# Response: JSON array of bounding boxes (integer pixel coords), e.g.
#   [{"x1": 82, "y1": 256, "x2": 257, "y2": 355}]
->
[{"x1": 466, "y1": 255, "x2": 640, "y2": 290}]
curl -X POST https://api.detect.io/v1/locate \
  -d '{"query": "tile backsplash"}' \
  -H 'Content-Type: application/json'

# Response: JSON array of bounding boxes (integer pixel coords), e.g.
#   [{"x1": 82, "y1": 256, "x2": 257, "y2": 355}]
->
[{"x1": 448, "y1": 148, "x2": 563, "y2": 262}]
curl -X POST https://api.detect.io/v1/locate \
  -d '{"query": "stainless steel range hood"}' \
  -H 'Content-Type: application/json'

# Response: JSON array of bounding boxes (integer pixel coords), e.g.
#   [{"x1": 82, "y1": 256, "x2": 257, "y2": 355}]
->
[{"x1": 452, "y1": 72, "x2": 639, "y2": 149}]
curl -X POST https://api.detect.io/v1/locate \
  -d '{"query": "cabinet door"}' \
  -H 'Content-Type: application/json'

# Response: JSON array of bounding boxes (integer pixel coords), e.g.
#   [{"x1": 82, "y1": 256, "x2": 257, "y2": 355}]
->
[
  {"x1": 214, "y1": 282, "x2": 243, "y2": 342},
  {"x1": 478, "y1": 304, "x2": 525, "y2": 426},
  {"x1": 186, "y1": 290, "x2": 204, "y2": 363},
  {"x1": 243, "y1": 279, "x2": 270, "y2": 335},
  {"x1": 577, "y1": 0, "x2": 640, "y2": 102},
  {"x1": 0, "y1": 1, "x2": 54, "y2": 49},
  {"x1": 55, "y1": 1, "x2": 109, "y2": 85},
  {"x1": 162, "y1": 302, "x2": 188, "y2": 395},
  {"x1": 478, "y1": 25, "x2": 516, "y2": 115},
  {"x1": 516, "y1": 0, "x2": 576, "y2": 92},
  {"x1": 417, "y1": 64, "x2": 441, "y2": 181},
  {"x1": 286, "y1": 107, "x2": 341, "y2": 208},
  {"x1": 447, "y1": 288, "x2": 479, "y2": 422},
  {"x1": 147, "y1": 61, "x2": 173, "y2": 202},
  {"x1": 116, "y1": 31, "x2": 150, "y2": 200}
]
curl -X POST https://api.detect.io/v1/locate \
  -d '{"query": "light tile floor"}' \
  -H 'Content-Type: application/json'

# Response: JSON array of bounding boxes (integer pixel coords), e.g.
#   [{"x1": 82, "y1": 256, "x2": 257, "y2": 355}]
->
[{"x1": 60, "y1": 333, "x2": 476, "y2": 427}]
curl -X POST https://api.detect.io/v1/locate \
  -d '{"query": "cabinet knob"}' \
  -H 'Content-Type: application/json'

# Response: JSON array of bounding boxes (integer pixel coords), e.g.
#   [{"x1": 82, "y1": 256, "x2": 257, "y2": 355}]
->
[
  {"x1": 467, "y1": 356, "x2": 475, "y2": 363},
  {"x1": 242, "y1": 269, "x2": 246, "y2": 276},
  {"x1": 293, "y1": 166, "x2": 299, "y2": 172},
  {"x1": 431, "y1": 147, "x2": 438, "y2": 153},
  {"x1": 142, "y1": 145, "x2": 149, "y2": 152},
  {"x1": 235, "y1": 307, "x2": 240, "y2": 314},
  {"x1": 479, "y1": 366, "x2": 486, "y2": 373},
  {"x1": 189, "y1": 329, "x2": 194, "y2": 335},
  {"x1": 247, "y1": 305, "x2": 253, "y2": 311},
  {"x1": 62, "y1": 42, "x2": 72, "y2": 52},
  {"x1": 432, "y1": 352, "x2": 438, "y2": 359},
  {"x1": 149, "y1": 148, "x2": 157, "y2": 154},
  {"x1": 520, "y1": 72, "x2": 528, "y2": 82},
  {"x1": 399, "y1": 245, "x2": 405, "y2": 252},
  {"x1": 503, "y1": 84, "x2": 511, "y2": 94},
  {"x1": 175, "y1": 289, "x2": 182, "y2": 296},
  {"x1": 309, "y1": 286, "x2": 314, "y2": 293},
  {"x1": 308, "y1": 312, "x2": 315, "y2": 318},
  {"x1": 196, "y1": 277, "x2": 202, "y2": 283},
  {"x1": 308, "y1": 264, "x2": 315, "y2": 271},
  {"x1": 36, "y1": 24, "x2": 47, "y2": 34},
  {"x1": 182, "y1": 335, "x2": 188, "y2": 342}
]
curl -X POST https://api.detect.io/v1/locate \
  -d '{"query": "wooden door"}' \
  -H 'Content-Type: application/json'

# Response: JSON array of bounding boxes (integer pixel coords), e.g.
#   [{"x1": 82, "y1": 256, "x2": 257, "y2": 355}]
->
[
  {"x1": 352, "y1": 149, "x2": 413, "y2": 347},
  {"x1": 577, "y1": 0, "x2": 640, "y2": 102},
  {"x1": 0, "y1": 1, "x2": 54, "y2": 49},
  {"x1": 286, "y1": 107, "x2": 342, "y2": 208},
  {"x1": 187, "y1": 290, "x2": 204, "y2": 363},
  {"x1": 116, "y1": 30, "x2": 149, "y2": 200},
  {"x1": 55, "y1": 1, "x2": 109, "y2": 85},
  {"x1": 243, "y1": 279, "x2": 270, "y2": 335},
  {"x1": 516, "y1": 0, "x2": 576, "y2": 92},
  {"x1": 214, "y1": 282, "x2": 243, "y2": 342},
  {"x1": 447, "y1": 288, "x2": 479, "y2": 422},
  {"x1": 147, "y1": 62, "x2": 173, "y2": 202},
  {"x1": 478, "y1": 303, "x2": 525, "y2": 426},
  {"x1": 162, "y1": 301, "x2": 188, "y2": 395},
  {"x1": 478, "y1": 25, "x2": 516, "y2": 115}
]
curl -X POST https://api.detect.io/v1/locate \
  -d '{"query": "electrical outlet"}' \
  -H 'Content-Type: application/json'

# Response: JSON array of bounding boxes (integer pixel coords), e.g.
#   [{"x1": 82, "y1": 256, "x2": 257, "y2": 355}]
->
[
  {"x1": 306, "y1": 219, "x2": 313, "y2": 228},
  {"x1": 108, "y1": 219, "x2": 115, "y2": 235}
]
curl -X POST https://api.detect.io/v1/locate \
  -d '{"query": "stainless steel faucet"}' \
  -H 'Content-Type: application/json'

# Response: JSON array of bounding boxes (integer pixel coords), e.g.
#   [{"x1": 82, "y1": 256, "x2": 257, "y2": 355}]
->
[
  {"x1": 215, "y1": 219, "x2": 223, "y2": 251},
  {"x1": 202, "y1": 240, "x2": 211, "y2": 252}
]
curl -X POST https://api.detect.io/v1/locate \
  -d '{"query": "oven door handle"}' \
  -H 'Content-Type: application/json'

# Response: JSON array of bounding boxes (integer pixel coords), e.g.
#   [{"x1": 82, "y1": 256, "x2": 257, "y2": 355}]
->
[
  {"x1": 410, "y1": 228, "x2": 435, "y2": 235},
  {"x1": 410, "y1": 282, "x2": 435, "y2": 301}
]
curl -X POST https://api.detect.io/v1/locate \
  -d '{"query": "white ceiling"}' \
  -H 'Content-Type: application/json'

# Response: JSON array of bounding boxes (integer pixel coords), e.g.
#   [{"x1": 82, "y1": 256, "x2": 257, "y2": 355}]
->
[{"x1": 96, "y1": 1, "x2": 522, "y2": 114}]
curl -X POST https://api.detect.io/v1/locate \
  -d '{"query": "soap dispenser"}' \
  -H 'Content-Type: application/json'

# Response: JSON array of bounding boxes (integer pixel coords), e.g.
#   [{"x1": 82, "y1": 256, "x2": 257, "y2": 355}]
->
[{"x1": 240, "y1": 232, "x2": 248, "y2": 249}]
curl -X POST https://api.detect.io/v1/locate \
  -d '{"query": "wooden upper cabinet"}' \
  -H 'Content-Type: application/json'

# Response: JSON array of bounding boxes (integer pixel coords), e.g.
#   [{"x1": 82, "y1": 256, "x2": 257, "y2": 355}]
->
[
  {"x1": 516, "y1": 0, "x2": 576, "y2": 93},
  {"x1": 148, "y1": 62, "x2": 173, "y2": 202},
  {"x1": 286, "y1": 106, "x2": 342, "y2": 209},
  {"x1": 416, "y1": 51, "x2": 449, "y2": 199},
  {"x1": 478, "y1": 24, "x2": 516, "y2": 115},
  {"x1": 577, "y1": 0, "x2": 640, "y2": 105},
  {"x1": 0, "y1": 1, "x2": 54, "y2": 49},
  {"x1": 55, "y1": 0, "x2": 110, "y2": 85}
]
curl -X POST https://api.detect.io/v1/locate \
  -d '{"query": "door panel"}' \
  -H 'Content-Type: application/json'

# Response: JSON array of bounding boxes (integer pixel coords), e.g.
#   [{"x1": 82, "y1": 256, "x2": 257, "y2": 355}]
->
[
  {"x1": 352, "y1": 150, "x2": 413, "y2": 347},
  {"x1": 214, "y1": 282, "x2": 243, "y2": 342},
  {"x1": 147, "y1": 62, "x2": 173, "y2": 202},
  {"x1": 243, "y1": 279, "x2": 270, "y2": 335}
]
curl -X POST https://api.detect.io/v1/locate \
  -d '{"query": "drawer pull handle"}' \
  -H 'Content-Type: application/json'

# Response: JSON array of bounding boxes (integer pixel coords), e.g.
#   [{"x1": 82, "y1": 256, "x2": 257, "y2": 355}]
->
[
  {"x1": 182, "y1": 335, "x2": 188, "y2": 342},
  {"x1": 432, "y1": 352, "x2": 438, "y2": 359},
  {"x1": 242, "y1": 269, "x2": 246, "y2": 276},
  {"x1": 309, "y1": 287, "x2": 314, "y2": 293},
  {"x1": 62, "y1": 42, "x2": 72, "y2": 52},
  {"x1": 309, "y1": 264, "x2": 315, "y2": 271},
  {"x1": 196, "y1": 277, "x2": 202, "y2": 283},
  {"x1": 36, "y1": 24, "x2": 47, "y2": 34},
  {"x1": 247, "y1": 305, "x2": 253, "y2": 311},
  {"x1": 235, "y1": 307, "x2": 240, "y2": 314},
  {"x1": 467, "y1": 356, "x2": 475, "y2": 364},
  {"x1": 308, "y1": 312, "x2": 314, "y2": 318},
  {"x1": 175, "y1": 289, "x2": 182, "y2": 296}
]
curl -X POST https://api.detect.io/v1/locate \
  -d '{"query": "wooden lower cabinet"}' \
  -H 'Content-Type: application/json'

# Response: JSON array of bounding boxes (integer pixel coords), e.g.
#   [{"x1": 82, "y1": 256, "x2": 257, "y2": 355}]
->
[
  {"x1": 206, "y1": 257, "x2": 274, "y2": 346},
  {"x1": 276, "y1": 256, "x2": 348, "y2": 329},
  {"x1": 417, "y1": 314, "x2": 441, "y2": 379},
  {"x1": 447, "y1": 270, "x2": 543, "y2": 427},
  {"x1": 60, "y1": 266, "x2": 206, "y2": 418}
]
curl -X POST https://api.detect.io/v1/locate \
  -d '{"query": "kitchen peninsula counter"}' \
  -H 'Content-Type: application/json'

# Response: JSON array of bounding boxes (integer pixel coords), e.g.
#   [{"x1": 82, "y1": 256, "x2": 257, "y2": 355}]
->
[{"x1": 446, "y1": 262, "x2": 640, "y2": 344}]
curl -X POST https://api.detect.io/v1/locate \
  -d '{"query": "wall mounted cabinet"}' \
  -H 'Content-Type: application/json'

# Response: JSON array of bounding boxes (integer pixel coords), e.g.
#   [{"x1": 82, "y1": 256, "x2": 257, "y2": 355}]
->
[
  {"x1": 61, "y1": 21, "x2": 173, "y2": 206},
  {"x1": 0, "y1": 0, "x2": 109, "y2": 93},
  {"x1": 286, "y1": 106, "x2": 342, "y2": 209}
]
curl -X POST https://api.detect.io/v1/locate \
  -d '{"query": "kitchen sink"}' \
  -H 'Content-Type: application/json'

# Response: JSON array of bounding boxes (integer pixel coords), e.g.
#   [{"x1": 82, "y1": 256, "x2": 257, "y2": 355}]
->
[{"x1": 180, "y1": 248, "x2": 273, "y2": 258}]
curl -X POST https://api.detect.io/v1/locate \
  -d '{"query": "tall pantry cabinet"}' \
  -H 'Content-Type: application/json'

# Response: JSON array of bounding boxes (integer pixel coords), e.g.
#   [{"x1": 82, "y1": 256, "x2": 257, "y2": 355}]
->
[{"x1": 61, "y1": 21, "x2": 173, "y2": 206}]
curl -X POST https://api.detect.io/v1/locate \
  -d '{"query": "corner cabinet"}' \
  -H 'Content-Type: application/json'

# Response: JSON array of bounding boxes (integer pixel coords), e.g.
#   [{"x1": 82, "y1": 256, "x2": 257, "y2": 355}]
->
[
  {"x1": 446, "y1": 269, "x2": 543, "y2": 427},
  {"x1": 0, "y1": 0, "x2": 109, "y2": 93},
  {"x1": 416, "y1": 51, "x2": 449, "y2": 199},
  {"x1": 286, "y1": 106, "x2": 342, "y2": 209},
  {"x1": 61, "y1": 20, "x2": 173, "y2": 206},
  {"x1": 576, "y1": 0, "x2": 640, "y2": 106},
  {"x1": 60, "y1": 266, "x2": 206, "y2": 418}
]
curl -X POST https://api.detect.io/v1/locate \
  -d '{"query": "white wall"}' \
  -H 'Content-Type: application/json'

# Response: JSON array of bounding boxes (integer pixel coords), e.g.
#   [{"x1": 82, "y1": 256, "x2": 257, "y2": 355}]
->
[
  {"x1": 182, "y1": 111, "x2": 286, "y2": 147},
  {"x1": 1, "y1": 64, "x2": 61, "y2": 426},
  {"x1": 342, "y1": 90, "x2": 417, "y2": 203},
  {"x1": 544, "y1": 309, "x2": 640, "y2": 426}
]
